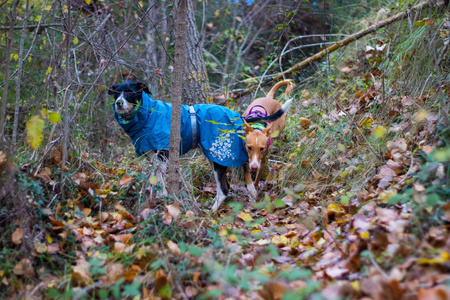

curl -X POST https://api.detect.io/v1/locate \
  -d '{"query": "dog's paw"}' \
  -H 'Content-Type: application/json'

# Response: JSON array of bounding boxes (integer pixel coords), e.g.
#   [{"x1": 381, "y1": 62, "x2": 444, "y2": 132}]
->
[
  {"x1": 247, "y1": 183, "x2": 258, "y2": 200},
  {"x1": 211, "y1": 195, "x2": 226, "y2": 212}
]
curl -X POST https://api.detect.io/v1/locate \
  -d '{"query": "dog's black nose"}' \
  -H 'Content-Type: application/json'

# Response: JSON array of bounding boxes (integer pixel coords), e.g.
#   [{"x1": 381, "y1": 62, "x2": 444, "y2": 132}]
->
[{"x1": 116, "y1": 99, "x2": 124, "y2": 107}]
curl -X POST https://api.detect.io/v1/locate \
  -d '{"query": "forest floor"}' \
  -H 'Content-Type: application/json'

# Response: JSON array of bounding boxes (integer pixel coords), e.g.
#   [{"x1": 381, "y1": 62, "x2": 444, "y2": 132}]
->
[{"x1": 1, "y1": 5, "x2": 450, "y2": 300}]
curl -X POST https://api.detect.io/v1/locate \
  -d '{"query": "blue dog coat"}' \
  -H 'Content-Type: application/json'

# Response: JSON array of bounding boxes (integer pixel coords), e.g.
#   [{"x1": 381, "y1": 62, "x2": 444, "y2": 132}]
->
[{"x1": 113, "y1": 92, "x2": 248, "y2": 168}]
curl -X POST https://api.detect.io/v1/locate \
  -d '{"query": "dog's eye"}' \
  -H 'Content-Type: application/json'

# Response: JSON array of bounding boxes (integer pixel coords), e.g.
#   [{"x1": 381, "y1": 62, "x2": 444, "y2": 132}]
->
[
  {"x1": 247, "y1": 147, "x2": 252, "y2": 151},
  {"x1": 260, "y1": 148, "x2": 264, "y2": 152}
]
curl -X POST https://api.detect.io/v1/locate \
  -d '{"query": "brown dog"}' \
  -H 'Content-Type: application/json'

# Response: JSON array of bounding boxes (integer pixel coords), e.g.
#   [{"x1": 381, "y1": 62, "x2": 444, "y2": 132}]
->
[{"x1": 242, "y1": 80, "x2": 294, "y2": 199}]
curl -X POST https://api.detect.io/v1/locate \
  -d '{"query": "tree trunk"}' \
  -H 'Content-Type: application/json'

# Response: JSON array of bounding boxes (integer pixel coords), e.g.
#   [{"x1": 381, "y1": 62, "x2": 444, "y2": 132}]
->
[
  {"x1": 167, "y1": 0, "x2": 187, "y2": 195},
  {"x1": 12, "y1": 0, "x2": 30, "y2": 151},
  {"x1": 170, "y1": 0, "x2": 211, "y2": 104},
  {"x1": 0, "y1": 0, "x2": 19, "y2": 146}
]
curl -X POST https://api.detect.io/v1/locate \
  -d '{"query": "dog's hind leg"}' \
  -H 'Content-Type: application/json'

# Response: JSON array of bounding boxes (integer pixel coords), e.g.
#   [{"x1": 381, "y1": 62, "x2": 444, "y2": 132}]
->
[{"x1": 211, "y1": 162, "x2": 229, "y2": 212}]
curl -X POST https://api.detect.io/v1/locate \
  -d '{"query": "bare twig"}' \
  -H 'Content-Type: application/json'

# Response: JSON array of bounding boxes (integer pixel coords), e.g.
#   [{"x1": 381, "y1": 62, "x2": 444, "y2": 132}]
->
[{"x1": 235, "y1": 0, "x2": 445, "y2": 99}]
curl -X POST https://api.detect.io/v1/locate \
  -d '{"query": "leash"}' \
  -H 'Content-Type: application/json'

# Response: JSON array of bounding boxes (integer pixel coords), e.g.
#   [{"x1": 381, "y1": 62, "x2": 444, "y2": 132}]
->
[{"x1": 189, "y1": 106, "x2": 198, "y2": 149}]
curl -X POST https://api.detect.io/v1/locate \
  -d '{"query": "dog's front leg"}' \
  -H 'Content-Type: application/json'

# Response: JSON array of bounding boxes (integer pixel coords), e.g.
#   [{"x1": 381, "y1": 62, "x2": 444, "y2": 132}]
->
[
  {"x1": 210, "y1": 162, "x2": 229, "y2": 212},
  {"x1": 254, "y1": 153, "x2": 269, "y2": 187},
  {"x1": 243, "y1": 162, "x2": 257, "y2": 200}
]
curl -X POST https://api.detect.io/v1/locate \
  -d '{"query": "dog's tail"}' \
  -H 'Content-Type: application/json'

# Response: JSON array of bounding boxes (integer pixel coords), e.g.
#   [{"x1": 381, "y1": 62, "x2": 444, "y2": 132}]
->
[
  {"x1": 266, "y1": 80, "x2": 295, "y2": 99},
  {"x1": 245, "y1": 97, "x2": 293, "y2": 123}
]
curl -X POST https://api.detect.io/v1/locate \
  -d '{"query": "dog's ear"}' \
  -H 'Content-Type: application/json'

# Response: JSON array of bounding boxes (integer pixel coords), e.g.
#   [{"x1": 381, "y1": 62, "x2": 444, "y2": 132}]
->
[
  {"x1": 108, "y1": 84, "x2": 118, "y2": 95},
  {"x1": 262, "y1": 123, "x2": 273, "y2": 135},
  {"x1": 136, "y1": 82, "x2": 151, "y2": 95},
  {"x1": 243, "y1": 119, "x2": 253, "y2": 135}
]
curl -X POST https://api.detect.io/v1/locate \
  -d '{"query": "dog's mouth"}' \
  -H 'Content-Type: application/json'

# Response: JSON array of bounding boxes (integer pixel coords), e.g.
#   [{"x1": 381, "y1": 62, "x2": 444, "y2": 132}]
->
[{"x1": 115, "y1": 99, "x2": 139, "y2": 120}]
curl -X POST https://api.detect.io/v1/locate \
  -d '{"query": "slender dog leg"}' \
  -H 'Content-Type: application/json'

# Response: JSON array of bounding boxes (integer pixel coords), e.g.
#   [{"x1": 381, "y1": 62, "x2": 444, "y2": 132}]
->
[
  {"x1": 211, "y1": 162, "x2": 229, "y2": 212},
  {"x1": 254, "y1": 153, "x2": 268, "y2": 187},
  {"x1": 243, "y1": 163, "x2": 257, "y2": 200}
]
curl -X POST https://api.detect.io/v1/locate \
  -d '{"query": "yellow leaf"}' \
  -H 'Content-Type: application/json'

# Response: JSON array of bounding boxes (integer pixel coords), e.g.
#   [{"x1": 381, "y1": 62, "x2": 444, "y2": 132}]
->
[
  {"x1": 351, "y1": 281, "x2": 360, "y2": 291},
  {"x1": 272, "y1": 235, "x2": 288, "y2": 247},
  {"x1": 327, "y1": 203, "x2": 345, "y2": 214},
  {"x1": 360, "y1": 117, "x2": 373, "y2": 128},
  {"x1": 73, "y1": 37, "x2": 79, "y2": 45},
  {"x1": 49, "y1": 112, "x2": 61, "y2": 123},
  {"x1": 136, "y1": 247, "x2": 146, "y2": 259},
  {"x1": 26, "y1": 116, "x2": 45, "y2": 149},
  {"x1": 235, "y1": 16, "x2": 242, "y2": 22},
  {"x1": 372, "y1": 126, "x2": 386, "y2": 139},
  {"x1": 215, "y1": 10, "x2": 220, "y2": 17},
  {"x1": 415, "y1": 110, "x2": 428, "y2": 121},
  {"x1": 84, "y1": 0, "x2": 92, "y2": 4},
  {"x1": 149, "y1": 175, "x2": 158, "y2": 185},
  {"x1": 40, "y1": 108, "x2": 50, "y2": 118},
  {"x1": 42, "y1": 38, "x2": 46, "y2": 45},
  {"x1": 414, "y1": 20, "x2": 425, "y2": 27},
  {"x1": 360, "y1": 231, "x2": 370, "y2": 240},
  {"x1": 34, "y1": 242, "x2": 47, "y2": 254},
  {"x1": 228, "y1": 234, "x2": 238, "y2": 242},
  {"x1": 46, "y1": 67, "x2": 52, "y2": 76},
  {"x1": 337, "y1": 143, "x2": 346, "y2": 152},
  {"x1": 47, "y1": 234, "x2": 53, "y2": 244},
  {"x1": 270, "y1": 130, "x2": 279, "y2": 138},
  {"x1": 237, "y1": 211, "x2": 253, "y2": 222},
  {"x1": 35, "y1": 15, "x2": 40, "y2": 22}
]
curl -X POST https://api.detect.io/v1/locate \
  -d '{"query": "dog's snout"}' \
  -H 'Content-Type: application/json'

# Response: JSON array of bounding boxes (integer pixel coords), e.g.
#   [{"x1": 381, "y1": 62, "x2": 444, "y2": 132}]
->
[
  {"x1": 116, "y1": 99, "x2": 124, "y2": 107},
  {"x1": 250, "y1": 164, "x2": 259, "y2": 170}
]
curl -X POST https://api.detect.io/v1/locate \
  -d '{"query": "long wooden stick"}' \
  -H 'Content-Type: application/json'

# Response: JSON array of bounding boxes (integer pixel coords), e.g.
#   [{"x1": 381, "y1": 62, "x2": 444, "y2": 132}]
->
[{"x1": 233, "y1": 0, "x2": 442, "y2": 99}]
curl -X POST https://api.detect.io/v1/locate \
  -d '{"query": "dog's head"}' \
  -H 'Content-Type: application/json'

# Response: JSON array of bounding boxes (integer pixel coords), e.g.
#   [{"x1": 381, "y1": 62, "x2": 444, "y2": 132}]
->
[
  {"x1": 243, "y1": 120, "x2": 273, "y2": 171},
  {"x1": 108, "y1": 81, "x2": 150, "y2": 117}
]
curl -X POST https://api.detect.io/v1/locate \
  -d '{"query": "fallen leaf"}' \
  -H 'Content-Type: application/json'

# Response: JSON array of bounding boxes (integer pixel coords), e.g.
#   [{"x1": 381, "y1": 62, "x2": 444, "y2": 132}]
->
[
  {"x1": 167, "y1": 240, "x2": 181, "y2": 256},
  {"x1": 237, "y1": 211, "x2": 253, "y2": 222},
  {"x1": 13, "y1": 259, "x2": 35, "y2": 276},
  {"x1": 167, "y1": 203, "x2": 181, "y2": 218},
  {"x1": 12, "y1": 228, "x2": 24, "y2": 245}
]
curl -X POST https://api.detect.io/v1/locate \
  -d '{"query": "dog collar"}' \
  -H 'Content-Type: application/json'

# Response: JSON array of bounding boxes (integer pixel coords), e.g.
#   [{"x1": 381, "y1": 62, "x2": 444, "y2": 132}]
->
[{"x1": 250, "y1": 123, "x2": 272, "y2": 147}]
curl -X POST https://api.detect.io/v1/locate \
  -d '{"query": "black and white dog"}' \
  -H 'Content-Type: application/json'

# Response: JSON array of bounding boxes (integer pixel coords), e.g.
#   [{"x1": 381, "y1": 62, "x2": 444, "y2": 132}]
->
[{"x1": 109, "y1": 81, "x2": 292, "y2": 211}]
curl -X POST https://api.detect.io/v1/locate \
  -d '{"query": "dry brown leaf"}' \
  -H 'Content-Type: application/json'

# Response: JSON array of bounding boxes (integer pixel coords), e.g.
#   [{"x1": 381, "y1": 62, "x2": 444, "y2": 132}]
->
[
  {"x1": 119, "y1": 175, "x2": 133, "y2": 185},
  {"x1": 119, "y1": 234, "x2": 133, "y2": 245},
  {"x1": 167, "y1": 240, "x2": 181, "y2": 256},
  {"x1": 37, "y1": 167, "x2": 51, "y2": 182},
  {"x1": 258, "y1": 281, "x2": 288, "y2": 300},
  {"x1": 154, "y1": 269, "x2": 168, "y2": 295},
  {"x1": 162, "y1": 212, "x2": 172, "y2": 225},
  {"x1": 82, "y1": 227, "x2": 94, "y2": 236},
  {"x1": 106, "y1": 263, "x2": 124, "y2": 284},
  {"x1": 299, "y1": 117, "x2": 312, "y2": 129},
  {"x1": 114, "y1": 242, "x2": 126, "y2": 253},
  {"x1": 72, "y1": 260, "x2": 92, "y2": 287},
  {"x1": 417, "y1": 288, "x2": 449, "y2": 300},
  {"x1": 100, "y1": 212, "x2": 109, "y2": 222},
  {"x1": 185, "y1": 286, "x2": 198, "y2": 298},
  {"x1": 192, "y1": 271, "x2": 200, "y2": 283},
  {"x1": 167, "y1": 203, "x2": 181, "y2": 218},
  {"x1": 12, "y1": 228, "x2": 24, "y2": 245},
  {"x1": 83, "y1": 208, "x2": 91, "y2": 218},
  {"x1": 47, "y1": 243, "x2": 60, "y2": 254},
  {"x1": 13, "y1": 258, "x2": 35, "y2": 276}
]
